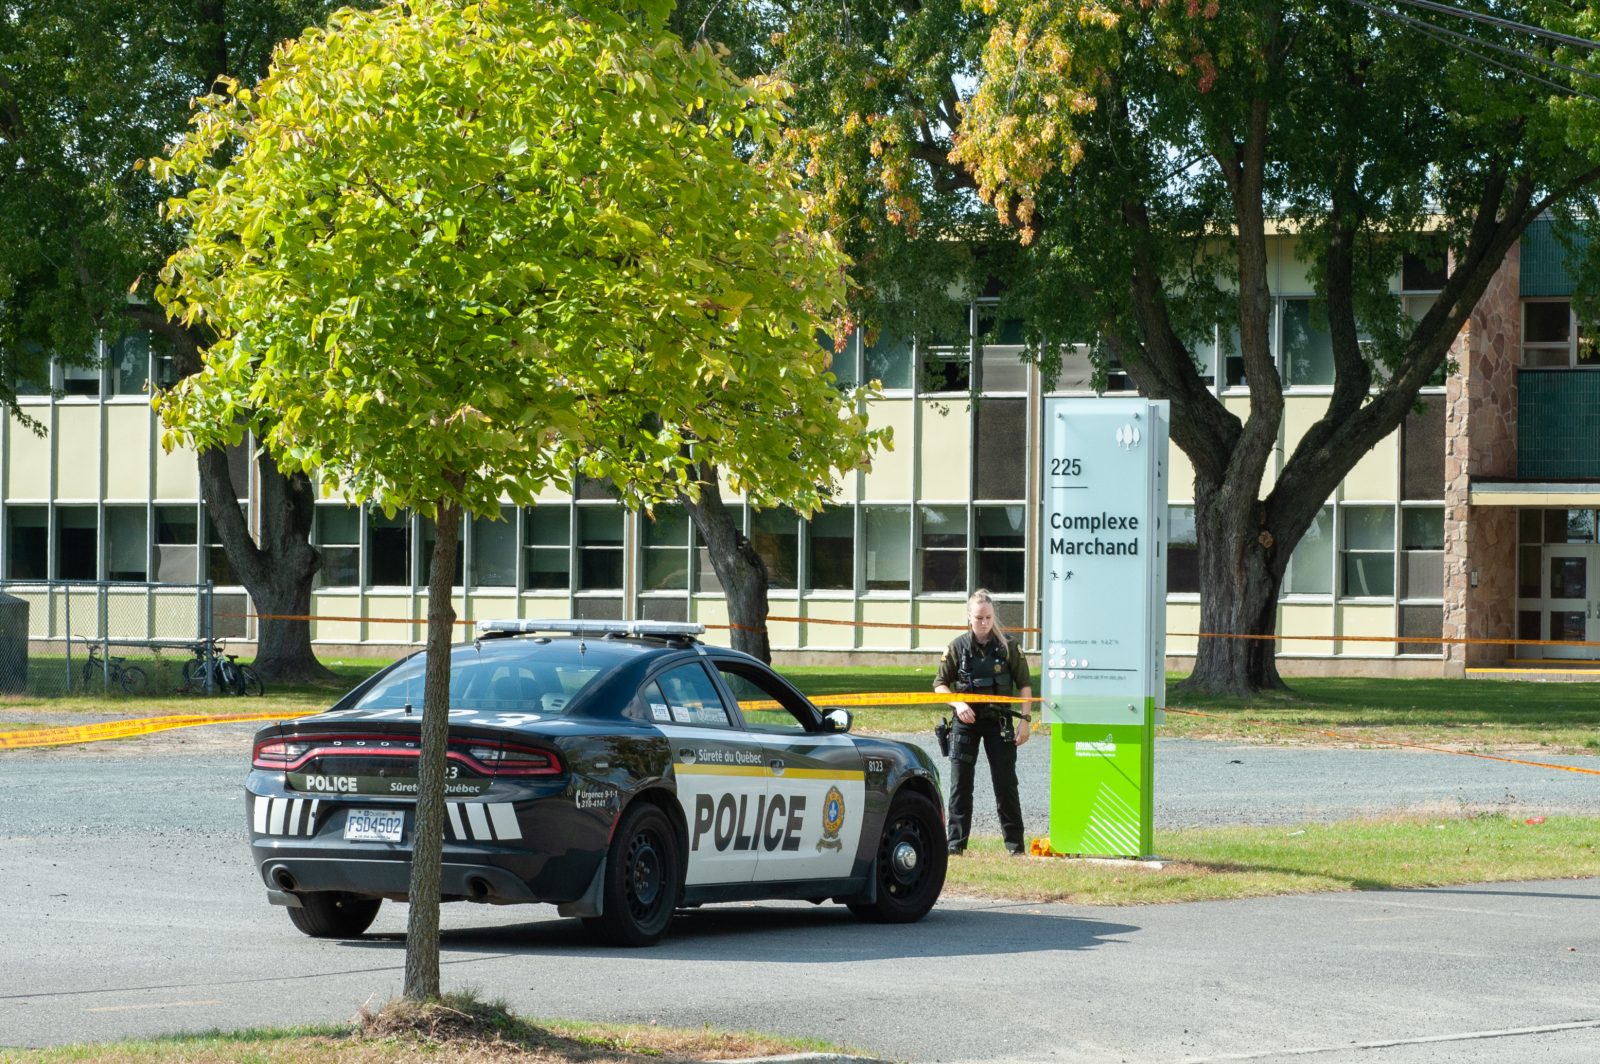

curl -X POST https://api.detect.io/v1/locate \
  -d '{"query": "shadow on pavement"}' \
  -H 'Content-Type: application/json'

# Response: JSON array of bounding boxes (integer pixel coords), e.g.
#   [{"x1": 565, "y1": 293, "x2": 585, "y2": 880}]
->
[{"x1": 341, "y1": 903, "x2": 1140, "y2": 962}]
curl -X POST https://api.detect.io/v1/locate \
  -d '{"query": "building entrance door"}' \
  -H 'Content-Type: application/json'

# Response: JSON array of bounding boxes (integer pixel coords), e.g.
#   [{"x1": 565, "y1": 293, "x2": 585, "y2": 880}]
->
[{"x1": 1542, "y1": 545, "x2": 1600, "y2": 660}]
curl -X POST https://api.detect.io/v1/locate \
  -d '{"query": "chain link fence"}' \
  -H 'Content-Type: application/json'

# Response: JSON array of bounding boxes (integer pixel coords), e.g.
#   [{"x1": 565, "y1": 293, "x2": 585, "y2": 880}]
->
[{"x1": 0, "y1": 581, "x2": 219, "y2": 697}]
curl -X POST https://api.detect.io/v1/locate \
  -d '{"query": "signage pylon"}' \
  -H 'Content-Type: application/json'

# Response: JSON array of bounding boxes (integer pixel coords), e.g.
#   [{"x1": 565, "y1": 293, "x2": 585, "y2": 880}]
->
[{"x1": 1040, "y1": 398, "x2": 1169, "y2": 857}]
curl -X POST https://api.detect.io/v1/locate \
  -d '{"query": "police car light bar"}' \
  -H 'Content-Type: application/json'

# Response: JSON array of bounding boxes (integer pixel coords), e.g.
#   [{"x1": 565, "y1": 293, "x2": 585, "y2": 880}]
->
[{"x1": 476, "y1": 619, "x2": 706, "y2": 639}]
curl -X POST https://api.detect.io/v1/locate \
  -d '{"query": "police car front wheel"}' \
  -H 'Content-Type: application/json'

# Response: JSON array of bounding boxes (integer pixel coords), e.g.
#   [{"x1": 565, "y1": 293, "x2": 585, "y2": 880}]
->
[{"x1": 849, "y1": 790, "x2": 946, "y2": 924}]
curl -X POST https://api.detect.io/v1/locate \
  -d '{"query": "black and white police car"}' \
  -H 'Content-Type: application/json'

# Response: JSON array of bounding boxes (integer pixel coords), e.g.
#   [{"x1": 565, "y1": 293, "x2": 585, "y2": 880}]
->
[{"x1": 247, "y1": 620, "x2": 947, "y2": 946}]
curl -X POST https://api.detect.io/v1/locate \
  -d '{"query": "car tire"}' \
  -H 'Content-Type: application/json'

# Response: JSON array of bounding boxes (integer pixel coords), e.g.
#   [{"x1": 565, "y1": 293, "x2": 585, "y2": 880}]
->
[
  {"x1": 848, "y1": 790, "x2": 946, "y2": 924},
  {"x1": 583, "y1": 803, "x2": 680, "y2": 947},
  {"x1": 286, "y1": 891, "x2": 382, "y2": 938}
]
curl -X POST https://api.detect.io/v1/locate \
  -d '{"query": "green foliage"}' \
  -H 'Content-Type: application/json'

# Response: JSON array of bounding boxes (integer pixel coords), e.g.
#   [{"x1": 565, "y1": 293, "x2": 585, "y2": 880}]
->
[
  {"x1": 155, "y1": 0, "x2": 885, "y2": 519},
  {"x1": 0, "y1": 0, "x2": 350, "y2": 423}
]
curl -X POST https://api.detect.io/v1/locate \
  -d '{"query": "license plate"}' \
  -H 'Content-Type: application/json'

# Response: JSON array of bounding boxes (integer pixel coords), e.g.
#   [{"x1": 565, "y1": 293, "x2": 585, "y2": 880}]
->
[{"x1": 343, "y1": 809, "x2": 405, "y2": 843}]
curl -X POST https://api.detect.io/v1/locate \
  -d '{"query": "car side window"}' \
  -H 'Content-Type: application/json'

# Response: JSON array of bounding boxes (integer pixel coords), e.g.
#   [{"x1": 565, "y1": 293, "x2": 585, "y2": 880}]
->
[
  {"x1": 650, "y1": 664, "x2": 731, "y2": 728},
  {"x1": 715, "y1": 663, "x2": 813, "y2": 735}
]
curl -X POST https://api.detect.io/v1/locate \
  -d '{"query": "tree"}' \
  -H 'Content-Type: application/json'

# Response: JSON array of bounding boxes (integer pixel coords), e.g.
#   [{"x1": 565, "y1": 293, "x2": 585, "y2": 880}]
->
[
  {"x1": 0, "y1": 0, "x2": 364, "y2": 681},
  {"x1": 764, "y1": 0, "x2": 1600, "y2": 692},
  {"x1": 155, "y1": 0, "x2": 885, "y2": 999}
]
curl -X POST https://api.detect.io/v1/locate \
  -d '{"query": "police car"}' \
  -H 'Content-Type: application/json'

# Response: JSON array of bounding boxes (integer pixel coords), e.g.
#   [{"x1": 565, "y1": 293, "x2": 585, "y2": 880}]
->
[{"x1": 247, "y1": 620, "x2": 947, "y2": 946}]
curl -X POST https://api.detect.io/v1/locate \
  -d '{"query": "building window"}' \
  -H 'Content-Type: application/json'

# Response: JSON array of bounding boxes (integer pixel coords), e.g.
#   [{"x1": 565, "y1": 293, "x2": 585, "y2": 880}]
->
[
  {"x1": 576, "y1": 504, "x2": 624, "y2": 591},
  {"x1": 806, "y1": 507, "x2": 854, "y2": 591},
  {"x1": 863, "y1": 325, "x2": 913, "y2": 390},
  {"x1": 105, "y1": 506, "x2": 148, "y2": 581},
  {"x1": 204, "y1": 507, "x2": 243, "y2": 585},
  {"x1": 418, "y1": 515, "x2": 465, "y2": 586},
  {"x1": 367, "y1": 509, "x2": 411, "y2": 587},
  {"x1": 1341, "y1": 505, "x2": 1394, "y2": 598},
  {"x1": 1521, "y1": 300, "x2": 1600, "y2": 368},
  {"x1": 524, "y1": 504, "x2": 570, "y2": 590},
  {"x1": 1223, "y1": 324, "x2": 1249, "y2": 388},
  {"x1": 751, "y1": 507, "x2": 797, "y2": 590},
  {"x1": 824, "y1": 330, "x2": 859, "y2": 390},
  {"x1": 1167, "y1": 505, "x2": 1199, "y2": 594},
  {"x1": 918, "y1": 505, "x2": 966, "y2": 594},
  {"x1": 6, "y1": 506, "x2": 48, "y2": 579},
  {"x1": 1283, "y1": 506, "x2": 1335, "y2": 595},
  {"x1": 153, "y1": 505, "x2": 199, "y2": 583},
  {"x1": 864, "y1": 505, "x2": 911, "y2": 592},
  {"x1": 314, "y1": 506, "x2": 361, "y2": 588},
  {"x1": 918, "y1": 303, "x2": 971, "y2": 393},
  {"x1": 976, "y1": 505, "x2": 1027, "y2": 593},
  {"x1": 1399, "y1": 506, "x2": 1444, "y2": 600},
  {"x1": 975, "y1": 311, "x2": 1030, "y2": 393},
  {"x1": 107, "y1": 331, "x2": 171, "y2": 397},
  {"x1": 56, "y1": 507, "x2": 97, "y2": 580},
  {"x1": 1281, "y1": 298, "x2": 1335, "y2": 386},
  {"x1": 1551, "y1": 555, "x2": 1587, "y2": 599},
  {"x1": 60, "y1": 358, "x2": 101, "y2": 397},
  {"x1": 641, "y1": 505, "x2": 689, "y2": 592},
  {"x1": 470, "y1": 507, "x2": 517, "y2": 588}
]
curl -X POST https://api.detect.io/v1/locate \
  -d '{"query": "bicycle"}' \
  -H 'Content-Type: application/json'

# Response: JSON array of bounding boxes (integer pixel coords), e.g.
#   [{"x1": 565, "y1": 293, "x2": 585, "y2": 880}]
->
[
  {"x1": 82, "y1": 645, "x2": 147, "y2": 694},
  {"x1": 180, "y1": 640, "x2": 264, "y2": 696}
]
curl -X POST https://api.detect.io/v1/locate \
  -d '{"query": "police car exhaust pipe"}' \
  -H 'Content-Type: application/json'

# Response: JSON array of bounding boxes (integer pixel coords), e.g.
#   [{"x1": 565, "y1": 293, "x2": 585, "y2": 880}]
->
[
  {"x1": 466, "y1": 876, "x2": 492, "y2": 901},
  {"x1": 271, "y1": 866, "x2": 298, "y2": 892}
]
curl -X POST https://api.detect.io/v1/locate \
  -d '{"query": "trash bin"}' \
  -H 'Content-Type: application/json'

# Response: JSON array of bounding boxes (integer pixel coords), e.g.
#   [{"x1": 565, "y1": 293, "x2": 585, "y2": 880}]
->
[{"x1": 0, "y1": 592, "x2": 27, "y2": 694}]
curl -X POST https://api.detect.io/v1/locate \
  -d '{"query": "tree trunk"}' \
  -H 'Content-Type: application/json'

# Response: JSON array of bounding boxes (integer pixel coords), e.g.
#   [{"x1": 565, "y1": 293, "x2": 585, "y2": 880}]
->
[
  {"x1": 153, "y1": 309, "x2": 332, "y2": 683},
  {"x1": 403, "y1": 496, "x2": 460, "y2": 1002},
  {"x1": 195, "y1": 446, "x2": 334, "y2": 684},
  {"x1": 679, "y1": 467, "x2": 771, "y2": 662},
  {"x1": 1174, "y1": 478, "x2": 1288, "y2": 697}
]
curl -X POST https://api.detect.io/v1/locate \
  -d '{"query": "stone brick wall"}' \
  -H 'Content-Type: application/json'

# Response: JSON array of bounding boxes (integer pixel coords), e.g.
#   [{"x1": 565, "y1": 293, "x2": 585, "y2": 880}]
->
[{"x1": 1443, "y1": 246, "x2": 1520, "y2": 673}]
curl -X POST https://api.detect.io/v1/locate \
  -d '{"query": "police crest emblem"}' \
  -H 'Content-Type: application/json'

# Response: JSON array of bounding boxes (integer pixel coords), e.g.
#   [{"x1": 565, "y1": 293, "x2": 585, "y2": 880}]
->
[{"x1": 816, "y1": 785, "x2": 846, "y2": 852}]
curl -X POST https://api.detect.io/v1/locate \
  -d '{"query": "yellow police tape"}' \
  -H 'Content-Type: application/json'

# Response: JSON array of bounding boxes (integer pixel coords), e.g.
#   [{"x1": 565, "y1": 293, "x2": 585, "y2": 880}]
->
[
  {"x1": 0, "y1": 693, "x2": 1036, "y2": 751},
  {"x1": 0, "y1": 711, "x2": 316, "y2": 751}
]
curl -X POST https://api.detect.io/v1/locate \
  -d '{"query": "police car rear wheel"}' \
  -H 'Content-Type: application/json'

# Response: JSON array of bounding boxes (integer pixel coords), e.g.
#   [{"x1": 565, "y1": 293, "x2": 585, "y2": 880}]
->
[
  {"x1": 286, "y1": 891, "x2": 382, "y2": 938},
  {"x1": 585, "y1": 804, "x2": 680, "y2": 947},
  {"x1": 849, "y1": 791, "x2": 945, "y2": 923}
]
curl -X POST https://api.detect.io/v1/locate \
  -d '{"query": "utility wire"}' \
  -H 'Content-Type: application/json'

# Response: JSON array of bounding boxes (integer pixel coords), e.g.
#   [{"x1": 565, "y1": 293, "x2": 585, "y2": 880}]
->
[
  {"x1": 1344, "y1": 0, "x2": 1600, "y2": 96},
  {"x1": 1385, "y1": 0, "x2": 1600, "y2": 54},
  {"x1": 1397, "y1": 11, "x2": 1600, "y2": 101},
  {"x1": 1343, "y1": 0, "x2": 1600, "y2": 84}
]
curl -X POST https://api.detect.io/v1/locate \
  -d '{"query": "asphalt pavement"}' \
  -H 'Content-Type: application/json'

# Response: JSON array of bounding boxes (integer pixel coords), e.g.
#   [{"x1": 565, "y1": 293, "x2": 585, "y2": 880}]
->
[{"x1": 2, "y1": 724, "x2": 1599, "y2": 1062}]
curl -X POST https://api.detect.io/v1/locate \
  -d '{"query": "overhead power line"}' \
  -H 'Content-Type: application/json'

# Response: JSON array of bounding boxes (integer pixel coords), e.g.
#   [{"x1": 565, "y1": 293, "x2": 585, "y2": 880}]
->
[
  {"x1": 1385, "y1": 0, "x2": 1600, "y2": 53},
  {"x1": 1340, "y1": 0, "x2": 1600, "y2": 101}
]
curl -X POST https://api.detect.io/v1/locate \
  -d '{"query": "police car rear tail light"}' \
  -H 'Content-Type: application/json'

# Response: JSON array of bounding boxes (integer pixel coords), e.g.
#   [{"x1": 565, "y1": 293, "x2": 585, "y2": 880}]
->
[
  {"x1": 253, "y1": 733, "x2": 563, "y2": 777},
  {"x1": 455, "y1": 740, "x2": 561, "y2": 776}
]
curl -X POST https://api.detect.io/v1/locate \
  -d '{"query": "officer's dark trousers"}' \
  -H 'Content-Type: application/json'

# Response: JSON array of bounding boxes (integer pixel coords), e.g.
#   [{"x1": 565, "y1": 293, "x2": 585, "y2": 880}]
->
[{"x1": 946, "y1": 714, "x2": 1023, "y2": 853}]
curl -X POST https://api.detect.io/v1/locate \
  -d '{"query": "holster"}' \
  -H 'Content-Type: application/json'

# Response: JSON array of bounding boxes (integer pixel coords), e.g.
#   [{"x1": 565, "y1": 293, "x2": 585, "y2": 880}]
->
[{"x1": 934, "y1": 715, "x2": 952, "y2": 758}]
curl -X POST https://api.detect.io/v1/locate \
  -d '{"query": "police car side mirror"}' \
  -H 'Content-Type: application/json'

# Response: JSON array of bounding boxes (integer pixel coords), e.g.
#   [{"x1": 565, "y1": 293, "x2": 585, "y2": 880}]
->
[{"x1": 823, "y1": 708, "x2": 853, "y2": 733}]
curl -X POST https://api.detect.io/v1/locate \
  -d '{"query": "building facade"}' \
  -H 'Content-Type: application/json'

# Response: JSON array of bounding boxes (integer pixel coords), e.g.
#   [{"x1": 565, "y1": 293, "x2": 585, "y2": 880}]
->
[{"x1": 4, "y1": 228, "x2": 1596, "y2": 670}]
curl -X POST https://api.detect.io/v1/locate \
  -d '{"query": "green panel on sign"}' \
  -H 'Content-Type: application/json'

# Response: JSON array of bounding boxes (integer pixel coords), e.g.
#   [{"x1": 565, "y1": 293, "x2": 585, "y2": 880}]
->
[{"x1": 1048, "y1": 709, "x2": 1155, "y2": 858}]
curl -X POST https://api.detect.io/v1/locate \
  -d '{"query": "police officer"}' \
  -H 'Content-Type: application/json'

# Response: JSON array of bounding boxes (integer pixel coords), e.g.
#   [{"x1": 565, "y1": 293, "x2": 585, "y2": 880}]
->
[{"x1": 935, "y1": 588, "x2": 1032, "y2": 856}]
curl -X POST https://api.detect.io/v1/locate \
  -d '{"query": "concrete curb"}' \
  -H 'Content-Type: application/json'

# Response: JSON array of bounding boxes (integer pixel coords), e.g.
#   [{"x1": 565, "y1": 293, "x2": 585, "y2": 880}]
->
[{"x1": 725, "y1": 1056, "x2": 884, "y2": 1064}]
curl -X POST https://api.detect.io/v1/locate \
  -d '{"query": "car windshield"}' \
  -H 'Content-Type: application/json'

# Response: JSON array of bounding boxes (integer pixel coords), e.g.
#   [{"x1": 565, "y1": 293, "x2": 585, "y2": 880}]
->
[{"x1": 352, "y1": 641, "x2": 605, "y2": 716}]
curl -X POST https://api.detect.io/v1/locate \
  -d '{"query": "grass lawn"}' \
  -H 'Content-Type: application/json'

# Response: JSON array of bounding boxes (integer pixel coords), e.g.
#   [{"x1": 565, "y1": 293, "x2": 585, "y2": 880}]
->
[
  {"x1": 947, "y1": 812, "x2": 1600, "y2": 904},
  {"x1": 785, "y1": 667, "x2": 1600, "y2": 753},
  {"x1": 4, "y1": 993, "x2": 848, "y2": 1063},
  {"x1": 5, "y1": 661, "x2": 1600, "y2": 754}
]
